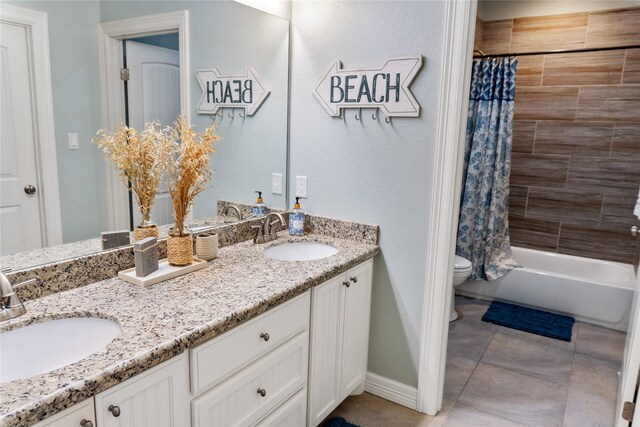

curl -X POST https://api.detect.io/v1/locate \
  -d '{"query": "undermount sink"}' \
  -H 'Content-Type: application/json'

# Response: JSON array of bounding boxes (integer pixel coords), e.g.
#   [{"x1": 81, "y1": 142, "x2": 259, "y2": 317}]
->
[
  {"x1": 264, "y1": 242, "x2": 338, "y2": 261},
  {"x1": 0, "y1": 317, "x2": 121, "y2": 383}
]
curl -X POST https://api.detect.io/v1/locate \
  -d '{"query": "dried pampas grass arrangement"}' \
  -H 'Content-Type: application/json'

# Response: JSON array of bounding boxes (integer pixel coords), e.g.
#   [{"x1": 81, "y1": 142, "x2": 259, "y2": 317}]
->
[
  {"x1": 163, "y1": 115, "x2": 219, "y2": 237},
  {"x1": 93, "y1": 123, "x2": 169, "y2": 228}
]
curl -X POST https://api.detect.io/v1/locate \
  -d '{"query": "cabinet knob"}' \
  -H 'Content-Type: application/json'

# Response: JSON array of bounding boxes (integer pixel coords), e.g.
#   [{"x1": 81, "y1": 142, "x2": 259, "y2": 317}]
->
[
  {"x1": 257, "y1": 388, "x2": 267, "y2": 397},
  {"x1": 343, "y1": 281, "x2": 350, "y2": 287},
  {"x1": 80, "y1": 420, "x2": 94, "y2": 427},
  {"x1": 260, "y1": 332, "x2": 270, "y2": 342},
  {"x1": 108, "y1": 405, "x2": 121, "y2": 417},
  {"x1": 350, "y1": 276, "x2": 358, "y2": 283}
]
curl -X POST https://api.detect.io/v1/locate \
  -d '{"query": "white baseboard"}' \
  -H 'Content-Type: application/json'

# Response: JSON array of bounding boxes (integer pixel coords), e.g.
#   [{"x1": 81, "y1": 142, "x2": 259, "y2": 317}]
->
[{"x1": 364, "y1": 372, "x2": 418, "y2": 411}]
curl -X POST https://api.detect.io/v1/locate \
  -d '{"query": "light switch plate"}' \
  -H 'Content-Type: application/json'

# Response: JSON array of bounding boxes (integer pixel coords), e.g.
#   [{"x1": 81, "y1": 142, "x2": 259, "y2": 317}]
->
[
  {"x1": 272, "y1": 173, "x2": 283, "y2": 195},
  {"x1": 295, "y1": 176, "x2": 307, "y2": 198},
  {"x1": 68, "y1": 133, "x2": 79, "y2": 150}
]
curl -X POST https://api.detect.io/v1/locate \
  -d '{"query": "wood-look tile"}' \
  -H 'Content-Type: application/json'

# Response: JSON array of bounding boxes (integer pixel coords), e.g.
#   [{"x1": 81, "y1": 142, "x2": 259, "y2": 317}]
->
[
  {"x1": 558, "y1": 224, "x2": 637, "y2": 263},
  {"x1": 567, "y1": 157, "x2": 640, "y2": 195},
  {"x1": 508, "y1": 185, "x2": 528, "y2": 218},
  {"x1": 481, "y1": 332, "x2": 574, "y2": 383},
  {"x1": 623, "y1": 49, "x2": 640, "y2": 84},
  {"x1": 601, "y1": 192, "x2": 640, "y2": 230},
  {"x1": 526, "y1": 187, "x2": 603, "y2": 226},
  {"x1": 534, "y1": 121, "x2": 614, "y2": 156},
  {"x1": 577, "y1": 85, "x2": 640, "y2": 122},
  {"x1": 458, "y1": 363, "x2": 568, "y2": 427},
  {"x1": 575, "y1": 323, "x2": 626, "y2": 366},
  {"x1": 542, "y1": 51, "x2": 625, "y2": 86},
  {"x1": 514, "y1": 87, "x2": 579, "y2": 121},
  {"x1": 481, "y1": 19, "x2": 512, "y2": 54},
  {"x1": 515, "y1": 55, "x2": 543, "y2": 86},
  {"x1": 444, "y1": 355, "x2": 478, "y2": 400},
  {"x1": 586, "y1": 7, "x2": 640, "y2": 49},
  {"x1": 508, "y1": 216, "x2": 560, "y2": 252},
  {"x1": 570, "y1": 352, "x2": 620, "y2": 399},
  {"x1": 612, "y1": 123, "x2": 640, "y2": 158},
  {"x1": 512, "y1": 120, "x2": 536, "y2": 153},
  {"x1": 474, "y1": 16, "x2": 484, "y2": 52},
  {"x1": 511, "y1": 12, "x2": 588, "y2": 52},
  {"x1": 562, "y1": 387, "x2": 616, "y2": 427},
  {"x1": 510, "y1": 153, "x2": 569, "y2": 188}
]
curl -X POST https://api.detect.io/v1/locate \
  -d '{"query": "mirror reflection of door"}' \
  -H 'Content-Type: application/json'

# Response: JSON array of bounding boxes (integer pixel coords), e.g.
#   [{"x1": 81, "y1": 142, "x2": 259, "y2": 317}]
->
[
  {"x1": 0, "y1": 21, "x2": 45, "y2": 255},
  {"x1": 124, "y1": 36, "x2": 180, "y2": 229}
]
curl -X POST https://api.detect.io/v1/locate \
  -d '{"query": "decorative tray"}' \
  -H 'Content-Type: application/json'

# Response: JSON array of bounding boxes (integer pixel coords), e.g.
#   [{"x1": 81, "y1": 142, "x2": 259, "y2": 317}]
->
[{"x1": 118, "y1": 257, "x2": 208, "y2": 287}]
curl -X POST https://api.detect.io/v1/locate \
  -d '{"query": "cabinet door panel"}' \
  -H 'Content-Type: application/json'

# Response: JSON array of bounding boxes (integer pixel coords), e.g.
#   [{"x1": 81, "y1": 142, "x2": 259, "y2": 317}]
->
[
  {"x1": 340, "y1": 260, "x2": 373, "y2": 400},
  {"x1": 256, "y1": 389, "x2": 306, "y2": 427},
  {"x1": 307, "y1": 275, "x2": 345, "y2": 427},
  {"x1": 95, "y1": 354, "x2": 190, "y2": 427}
]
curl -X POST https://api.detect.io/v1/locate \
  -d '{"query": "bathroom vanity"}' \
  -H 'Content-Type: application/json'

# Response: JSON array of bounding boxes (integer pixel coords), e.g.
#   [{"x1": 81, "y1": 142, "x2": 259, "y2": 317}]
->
[{"x1": 0, "y1": 224, "x2": 378, "y2": 427}]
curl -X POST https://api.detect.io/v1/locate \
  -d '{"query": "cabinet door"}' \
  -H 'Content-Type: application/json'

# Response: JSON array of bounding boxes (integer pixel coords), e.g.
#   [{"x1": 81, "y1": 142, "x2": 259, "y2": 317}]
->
[
  {"x1": 33, "y1": 399, "x2": 95, "y2": 427},
  {"x1": 307, "y1": 275, "x2": 346, "y2": 427},
  {"x1": 95, "y1": 354, "x2": 190, "y2": 427},
  {"x1": 340, "y1": 260, "x2": 373, "y2": 400}
]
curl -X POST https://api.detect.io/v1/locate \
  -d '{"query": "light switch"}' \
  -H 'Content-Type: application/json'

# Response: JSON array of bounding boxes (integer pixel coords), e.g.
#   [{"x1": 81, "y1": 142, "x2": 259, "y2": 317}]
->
[
  {"x1": 272, "y1": 173, "x2": 283, "y2": 195},
  {"x1": 68, "y1": 133, "x2": 79, "y2": 150},
  {"x1": 295, "y1": 176, "x2": 307, "y2": 198}
]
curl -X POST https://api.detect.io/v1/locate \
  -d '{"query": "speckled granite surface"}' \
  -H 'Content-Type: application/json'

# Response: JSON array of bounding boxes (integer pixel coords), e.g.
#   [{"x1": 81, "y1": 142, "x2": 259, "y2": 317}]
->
[{"x1": 0, "y1": 233, "x2": 379, "y2": 427}]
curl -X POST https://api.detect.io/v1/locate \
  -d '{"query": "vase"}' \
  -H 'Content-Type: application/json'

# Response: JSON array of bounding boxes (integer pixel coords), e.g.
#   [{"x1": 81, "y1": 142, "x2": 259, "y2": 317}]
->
[
  {"x1": 134, "y1": 221, "x2": 159, "y2": 241},
  {"x1": 167, "y1": 232, "x2": 193, "y2": 266}
]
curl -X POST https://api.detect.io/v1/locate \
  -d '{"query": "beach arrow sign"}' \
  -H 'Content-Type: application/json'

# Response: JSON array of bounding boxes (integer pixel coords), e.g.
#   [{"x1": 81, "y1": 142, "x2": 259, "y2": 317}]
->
[
  {"x1": 313, "y1": 57, "x2": 423, "y2": 118},
  {"x1": 196, "y1": 66, "x2": 271, "y2": 116}
]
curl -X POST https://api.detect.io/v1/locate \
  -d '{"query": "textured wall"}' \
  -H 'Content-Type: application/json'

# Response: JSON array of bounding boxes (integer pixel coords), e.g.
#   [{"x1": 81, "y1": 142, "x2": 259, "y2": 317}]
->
[
  {"x1": 477, "y1": 7, "x2": 640, "y2": 263},
  {"x1": 290, "y1": 0, "x2": 445, "y2": 387}
]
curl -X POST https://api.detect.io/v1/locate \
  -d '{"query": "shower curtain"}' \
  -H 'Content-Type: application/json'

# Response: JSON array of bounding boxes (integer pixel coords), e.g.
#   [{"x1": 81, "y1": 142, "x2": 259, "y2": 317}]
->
[{"x1": 456, "y1": 57, "x2": 518, "y2": 281}]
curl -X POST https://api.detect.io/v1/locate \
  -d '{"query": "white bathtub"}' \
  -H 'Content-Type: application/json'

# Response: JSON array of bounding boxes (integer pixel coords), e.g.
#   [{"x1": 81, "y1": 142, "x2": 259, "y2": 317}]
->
[{"x1": 456, "y1": 247, "x2": 637, "y2": 331}]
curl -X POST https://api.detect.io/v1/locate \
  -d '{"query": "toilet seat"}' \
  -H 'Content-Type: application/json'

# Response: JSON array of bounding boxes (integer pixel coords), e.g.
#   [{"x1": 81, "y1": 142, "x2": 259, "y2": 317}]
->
[{"x1": 453, "y1": 255, "x2": 472, "y2": 275}]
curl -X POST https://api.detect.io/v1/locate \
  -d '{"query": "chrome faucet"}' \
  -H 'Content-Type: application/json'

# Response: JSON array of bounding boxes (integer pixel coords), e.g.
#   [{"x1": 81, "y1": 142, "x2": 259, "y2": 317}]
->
[
  {"x1": 223, "y1": 205, "x2": 244, "y2": 223},
  {"x1": 0, "y1": 272, "x2": 26, "y2": 322},
  {"x1": 252, "y1": 212, "x2": 286, "y2": 244}
]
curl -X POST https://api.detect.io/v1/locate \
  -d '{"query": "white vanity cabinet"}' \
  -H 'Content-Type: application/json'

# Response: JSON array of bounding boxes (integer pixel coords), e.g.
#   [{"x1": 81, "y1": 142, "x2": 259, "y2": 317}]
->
[
  {"x1": 307, "y1": 259, "x2": 373, "y2": 427},
  {"x1": 190, "y1": 292, "x2": 310, "y2": 427},
  {"x1": 33, "y1": 399, "x2": 95, "y2": 427},
  {"x1": 94, "y1": 354, "x2": 190, "y2": 427}
]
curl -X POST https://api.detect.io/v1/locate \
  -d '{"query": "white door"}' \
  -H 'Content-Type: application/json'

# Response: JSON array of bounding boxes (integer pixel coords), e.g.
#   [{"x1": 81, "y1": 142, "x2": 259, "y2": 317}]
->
[
  {"x1": 125, "y1": 40, "x2": 180, "y2": 228},
  {"x1": 617, "y1": 245, "x2": 640, "y2": 426},
  {"x1": 0, "y1": 21, "x2": 44, "y2": 255}
]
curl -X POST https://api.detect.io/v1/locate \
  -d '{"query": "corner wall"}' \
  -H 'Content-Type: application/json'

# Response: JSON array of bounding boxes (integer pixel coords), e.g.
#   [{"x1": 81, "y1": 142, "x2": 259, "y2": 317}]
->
[{"x1": 289, "y1": 0, "x2": 446, "y2": 387}]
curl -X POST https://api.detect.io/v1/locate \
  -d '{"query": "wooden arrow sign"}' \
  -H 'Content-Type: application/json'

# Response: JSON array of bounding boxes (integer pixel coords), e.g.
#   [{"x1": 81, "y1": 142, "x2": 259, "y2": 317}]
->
[
  {"x1": 196, "y1": 67, "x2": 271, "y2": 116},
  {"x1": 313, "y1": 57, "x2": 423, "y2": 118}
]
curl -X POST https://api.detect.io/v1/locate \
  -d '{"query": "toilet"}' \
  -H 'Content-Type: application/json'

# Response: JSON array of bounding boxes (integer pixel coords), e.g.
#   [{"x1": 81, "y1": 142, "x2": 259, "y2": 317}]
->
[{"x1": 450, "y1": 255, "x2": 472, "y2": 321}]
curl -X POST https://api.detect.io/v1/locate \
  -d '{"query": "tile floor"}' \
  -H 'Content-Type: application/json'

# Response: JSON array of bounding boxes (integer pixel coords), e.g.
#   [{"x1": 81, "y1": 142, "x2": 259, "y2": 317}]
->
[{"x1": 327, "y1": 296, "x2": 626, "y2": 427}]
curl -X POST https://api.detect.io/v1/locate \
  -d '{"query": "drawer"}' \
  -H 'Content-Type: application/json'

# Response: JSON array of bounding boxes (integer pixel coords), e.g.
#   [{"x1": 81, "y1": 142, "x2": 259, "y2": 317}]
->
[
  {"x1": 191, "y1": 292, "x2": 310, "y2": 395},
  {"x1": 256, "y1": 389, "x2": 307, "y2": 427},
  {"x1": 191, "y1": 331, "x2": 308, "y2": 427},
  {"x1": 33, "y1": 399, "x2": 95, "y2": 427}
]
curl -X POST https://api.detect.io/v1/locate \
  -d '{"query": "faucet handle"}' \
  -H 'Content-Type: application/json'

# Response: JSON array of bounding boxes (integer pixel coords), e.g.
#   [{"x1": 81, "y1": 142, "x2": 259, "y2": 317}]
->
[{"x1": 252, "y1": 224, "x2": 265, "y2": 244}]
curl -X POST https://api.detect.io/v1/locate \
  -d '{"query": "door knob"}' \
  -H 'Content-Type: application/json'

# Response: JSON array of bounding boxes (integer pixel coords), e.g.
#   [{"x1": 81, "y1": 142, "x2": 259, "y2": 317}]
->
[
  {"x1": 24, "y1": 185, "x2": 36, "y2": 195},
  {"x1": 632, "y1": 226, "x2": 638, "y2": 237}
]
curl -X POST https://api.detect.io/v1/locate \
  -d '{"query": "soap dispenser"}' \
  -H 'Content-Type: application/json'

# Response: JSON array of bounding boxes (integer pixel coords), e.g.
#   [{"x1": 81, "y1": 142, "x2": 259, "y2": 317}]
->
[
  {"x1": 253, "y1": 191, "x2": 268, "y2": 217},
  {"x1": 289, "y1": 197, "x2": 305, "y2": 236}
]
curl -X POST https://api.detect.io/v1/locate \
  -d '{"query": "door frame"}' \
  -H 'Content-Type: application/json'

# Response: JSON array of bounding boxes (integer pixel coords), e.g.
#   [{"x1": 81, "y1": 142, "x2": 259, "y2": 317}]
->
[
  {"x1": 416, "y1": 0, "x2": 477, "y2": 415},
  {"x1": 0, "y1": 4, "x2": 63, "y2": 247},
  {"x1": 98, "y1": 10, "x2": 190, "y2": 230}
]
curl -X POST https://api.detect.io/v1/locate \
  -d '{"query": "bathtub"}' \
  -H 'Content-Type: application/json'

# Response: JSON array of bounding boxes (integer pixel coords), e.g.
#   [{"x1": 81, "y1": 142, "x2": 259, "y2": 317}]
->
[{"x1": 456, "y1": 246, "x2": 637, "y2": 331}]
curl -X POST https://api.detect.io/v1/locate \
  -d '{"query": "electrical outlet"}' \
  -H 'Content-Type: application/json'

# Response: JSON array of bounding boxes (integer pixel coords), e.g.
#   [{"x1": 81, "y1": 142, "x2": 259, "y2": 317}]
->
[
  {"x1": 68, "y1": 133, "x2": 79, "y2": 150},
  {"x1": 295, "y1": 176, "x2": 307, "y2": 198},
  {"x1": 272, "y1": 173, "x2": 283, "y2": 195}
]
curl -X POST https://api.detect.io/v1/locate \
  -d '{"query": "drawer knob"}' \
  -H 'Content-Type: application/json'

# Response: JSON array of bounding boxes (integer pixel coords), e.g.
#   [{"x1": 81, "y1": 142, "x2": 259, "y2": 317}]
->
[
  {"x1": 350, "y1": 276, "x2": 358, "y2": 283},
  {"x1": 260, "y1": 332, "x2": 270, "y2": 342},
  {"x1": 80, "y1": 420, "x2": 94, "y2": 427},
  {"x1": 108, "y1": 405, "x2": 121, "y2": 417},
  {"x1": 343, "y1": 281, "x2": 350, "y2": 287},
  {"x1": 257, "y1": 388, "x2": 267, "y2": 397}
]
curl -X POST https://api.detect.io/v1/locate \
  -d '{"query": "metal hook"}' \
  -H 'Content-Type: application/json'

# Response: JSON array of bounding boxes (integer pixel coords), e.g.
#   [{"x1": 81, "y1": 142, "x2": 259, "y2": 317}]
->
[
  {"x1": 385, "y1": 116, "x2": 392, "y2": 124},
  {"x1": 372, "y1": 110, "x2": 378, "y2": 120},
  {"x1": 239, "y1": 111, "x2": 246, "y2": 119},
  {"x1": 228, "y1": 109, "x2": 235, "y2": 119},
  {"x1": 217, "y1": 110, "x2": 223, "y2": 118},
  {"x1": 355, "y1": 109, "x2": 361, "y2": 121},
  {"x1": 339, "y1": 110, "x2": 344, "y2": 120}
]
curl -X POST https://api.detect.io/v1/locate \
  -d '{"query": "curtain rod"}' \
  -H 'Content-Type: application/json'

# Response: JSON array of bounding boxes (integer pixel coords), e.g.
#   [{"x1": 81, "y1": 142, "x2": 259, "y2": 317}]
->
[{"x1": 473, "y1": 44, "x2": 640, "y2": 59}]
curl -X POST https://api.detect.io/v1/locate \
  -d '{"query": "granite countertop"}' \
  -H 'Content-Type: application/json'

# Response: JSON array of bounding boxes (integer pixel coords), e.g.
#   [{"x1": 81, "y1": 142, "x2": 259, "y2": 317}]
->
[{"x1": 0, "y1": 233, "x2": 379, "y2": 427}]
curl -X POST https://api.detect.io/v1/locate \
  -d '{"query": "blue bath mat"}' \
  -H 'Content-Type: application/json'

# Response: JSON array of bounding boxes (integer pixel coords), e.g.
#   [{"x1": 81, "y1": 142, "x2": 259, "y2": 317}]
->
[
  {"x1": 482, "y1": 301, "x2": 575, "y2": 341},
  {"x1": 323, "y1": 417, "x2": 360, "y2": 427}
]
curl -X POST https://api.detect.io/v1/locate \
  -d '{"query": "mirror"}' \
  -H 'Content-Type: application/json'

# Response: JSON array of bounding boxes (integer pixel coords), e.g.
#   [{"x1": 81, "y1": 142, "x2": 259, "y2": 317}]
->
[{"x1": 0, "y1": 0, "x2": 289, "y2": 271}]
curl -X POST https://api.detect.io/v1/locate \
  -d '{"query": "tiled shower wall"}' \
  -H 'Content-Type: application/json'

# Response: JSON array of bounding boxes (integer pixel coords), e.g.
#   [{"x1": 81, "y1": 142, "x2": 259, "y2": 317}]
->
[{"x1": 476, "y1": 7, "x2": 640, "y2": 264}]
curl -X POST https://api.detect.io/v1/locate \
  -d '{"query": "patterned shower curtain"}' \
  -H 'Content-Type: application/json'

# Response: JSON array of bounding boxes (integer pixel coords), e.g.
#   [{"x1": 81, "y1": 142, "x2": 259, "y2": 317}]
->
[{"x1": 456, "y1": 57, "x2": 518, "y2": 281}]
